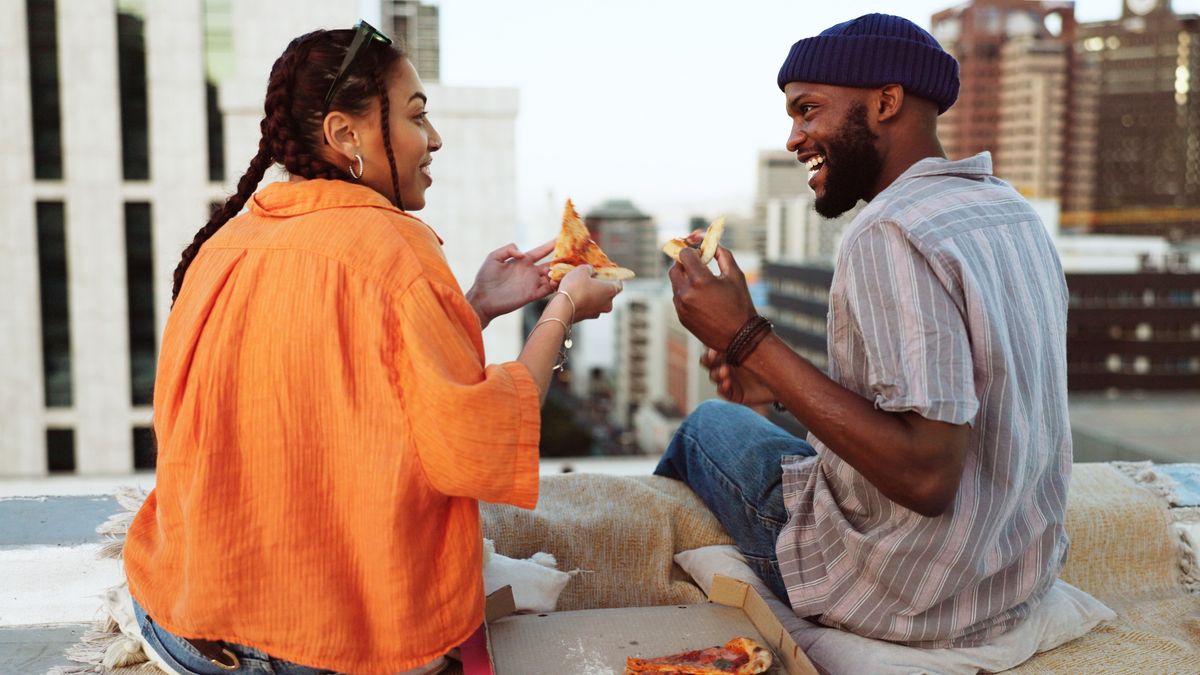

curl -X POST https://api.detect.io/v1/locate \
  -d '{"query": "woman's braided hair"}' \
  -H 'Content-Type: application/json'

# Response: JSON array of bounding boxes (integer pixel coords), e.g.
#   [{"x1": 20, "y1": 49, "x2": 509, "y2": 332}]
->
[{"x1": 170, "y1": 29, "x2": 405, "y2": 303}]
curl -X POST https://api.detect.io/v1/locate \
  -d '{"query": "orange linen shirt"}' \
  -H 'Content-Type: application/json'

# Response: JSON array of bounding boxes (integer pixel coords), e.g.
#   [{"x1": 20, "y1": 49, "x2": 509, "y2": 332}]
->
[{"x1": 124, "y1": 179, "x2": 540, "y2": 674}]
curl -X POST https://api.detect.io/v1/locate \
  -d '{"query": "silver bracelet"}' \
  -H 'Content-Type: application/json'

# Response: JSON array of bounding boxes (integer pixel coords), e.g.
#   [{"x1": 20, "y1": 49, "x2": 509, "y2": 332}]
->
[
  {"x1": 552, "y1": 290, "x2": 576, "y2": 324},
  {"x1": 530, "y1": 317, "x2": 573, "y2": 371}
]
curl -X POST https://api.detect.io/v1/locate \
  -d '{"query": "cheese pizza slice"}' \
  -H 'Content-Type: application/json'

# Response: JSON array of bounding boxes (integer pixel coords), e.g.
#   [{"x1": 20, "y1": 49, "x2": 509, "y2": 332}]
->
[
  {"x1": 624, "y1": 636, "x2": 773, "y2": 674},
  {"x1": 547, "y1": 198, "x2": 636, "y2": 281},
  {"x1": 662, "y1": 215, "x2": 726, "y2": 265}
]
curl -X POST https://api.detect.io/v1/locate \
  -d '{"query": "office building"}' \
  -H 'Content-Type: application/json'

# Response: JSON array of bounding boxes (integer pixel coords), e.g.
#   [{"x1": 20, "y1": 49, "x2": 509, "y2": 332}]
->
[
  {"x1": 584, "y1": 199, "x2": 663, "y2": 279},
  {"x1": 748, "y1": 150, "x2": 807, "y2": 259},
  {"x1": 763, "y1": 249, "x2": 1200, "y2": 399},
  {"x1": 380, "y1": 0, "x2": 439, "y2": 82},
  {"x1": 609, "y1": 281, "x2": 670, "y2": 429},
  {"x1": 931, "y1": 0, "x2": 1077, "y2": 167},
  {"x1": 2, "y1": 0, "x2": 520, "y2": 476},
  {"x1": 1068, "y1": 0, "x2": 1200, "y2": 238},
  {"x1": 996, "y1": 36, "x2": 1069, "y2": 199}
]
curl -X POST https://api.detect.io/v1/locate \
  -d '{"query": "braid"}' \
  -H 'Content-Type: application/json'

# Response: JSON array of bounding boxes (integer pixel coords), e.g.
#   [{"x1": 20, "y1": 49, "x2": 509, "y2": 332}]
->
[
  {"x1": 171, "y1": 29, "x2": 408, "y2": 304},
  {"x1": 267, "y1": 35, "x2": 343, "y2": 181},
  {"x1": 170, "y1": 32, "x2": 327, "y2": 304},
  {"x1": 171, "y1": 143, "x2": 271, "y2": 303},
  {"x1": 374, "y1": 70, "x2": 404, "y2": 210}
]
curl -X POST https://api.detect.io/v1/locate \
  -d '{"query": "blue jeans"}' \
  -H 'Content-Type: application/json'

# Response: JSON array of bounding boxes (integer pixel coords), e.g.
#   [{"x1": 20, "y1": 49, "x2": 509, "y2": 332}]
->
[
  {"x1": 654, "y1": 400, "x2": 816, "y2": 604},
  {"x1": 131, "y1": 594, "x2": 335, "y2": 674}
]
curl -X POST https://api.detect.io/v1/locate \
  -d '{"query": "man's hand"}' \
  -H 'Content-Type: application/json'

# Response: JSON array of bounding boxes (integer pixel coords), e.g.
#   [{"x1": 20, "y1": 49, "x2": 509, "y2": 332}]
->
[
  {"x1": 467, "y1": 240, "x2": 557, "y2": 329},
  {"x1": 668, "y1": 246, "x2": 756, "y2": 351},
  {"x1": 702, "y1": 348, "x2": 776, "y2": 406}
]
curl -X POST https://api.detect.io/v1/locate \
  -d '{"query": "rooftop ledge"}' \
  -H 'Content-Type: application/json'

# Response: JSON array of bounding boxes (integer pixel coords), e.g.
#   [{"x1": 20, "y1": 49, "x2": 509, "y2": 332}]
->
[{"x1": 4, "y1": 458, "x2": 1200, "y2": 673}]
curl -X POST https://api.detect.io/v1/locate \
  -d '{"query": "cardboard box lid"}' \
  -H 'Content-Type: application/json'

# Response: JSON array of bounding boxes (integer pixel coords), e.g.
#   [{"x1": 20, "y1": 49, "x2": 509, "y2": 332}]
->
[{"x1": 485, "y1": 575, "x2": 817, "y2": 675}]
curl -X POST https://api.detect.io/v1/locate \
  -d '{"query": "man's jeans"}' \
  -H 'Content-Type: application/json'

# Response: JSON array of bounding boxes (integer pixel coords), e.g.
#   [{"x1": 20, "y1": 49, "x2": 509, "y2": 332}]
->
[{"x1": 654, "y1": 400, "x2": 816, "y2": 604}]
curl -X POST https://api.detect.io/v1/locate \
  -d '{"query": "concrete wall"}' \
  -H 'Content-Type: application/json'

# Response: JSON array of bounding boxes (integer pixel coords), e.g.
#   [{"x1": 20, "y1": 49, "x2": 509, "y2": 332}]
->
[{"x1": 0, "y1": 0, "x2": 45, "y2": 475}]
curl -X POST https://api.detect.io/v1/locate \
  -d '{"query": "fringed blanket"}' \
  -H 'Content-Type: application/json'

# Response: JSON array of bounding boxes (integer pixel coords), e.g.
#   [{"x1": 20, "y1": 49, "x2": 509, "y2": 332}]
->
[{"x1": 51, "y1": 466, "x2": 1200, "y2": 674}]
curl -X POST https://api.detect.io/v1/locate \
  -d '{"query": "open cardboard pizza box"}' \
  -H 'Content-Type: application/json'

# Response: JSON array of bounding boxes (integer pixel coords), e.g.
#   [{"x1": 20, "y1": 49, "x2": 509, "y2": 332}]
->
[{"x1": 464, "y1": 575, "x2": 818, "y2": 674}]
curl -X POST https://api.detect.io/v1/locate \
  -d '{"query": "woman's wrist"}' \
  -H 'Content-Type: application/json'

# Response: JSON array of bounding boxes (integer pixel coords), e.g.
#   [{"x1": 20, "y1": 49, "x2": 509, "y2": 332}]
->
[
  {"x1": 465, "y1": 286, "x2": 491, "y2": 329},
  {"x1": 543, "y1": 292, "x2": 574, "y2": 323}
]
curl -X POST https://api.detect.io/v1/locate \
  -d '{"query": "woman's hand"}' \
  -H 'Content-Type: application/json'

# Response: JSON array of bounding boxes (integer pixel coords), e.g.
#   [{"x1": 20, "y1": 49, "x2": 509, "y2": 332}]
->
[
  {"x1": 702, "y1": 348, "x2": 776, "y2": 406},
  {"x1": 557, "y1": 265, "x2": 623, "y2": 321},
  {"x1": 466, "y1": 240, "x2": 557, "y2": 329}
]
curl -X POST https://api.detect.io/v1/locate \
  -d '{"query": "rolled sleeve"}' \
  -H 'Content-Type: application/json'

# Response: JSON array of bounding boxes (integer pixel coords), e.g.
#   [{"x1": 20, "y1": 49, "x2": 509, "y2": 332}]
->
[
  {"x1": 392, "y1": 278, "x2": 540, "y2": 508},
  {"x1": 842, "y1": 221, "x2": 978, "y2": 426}
]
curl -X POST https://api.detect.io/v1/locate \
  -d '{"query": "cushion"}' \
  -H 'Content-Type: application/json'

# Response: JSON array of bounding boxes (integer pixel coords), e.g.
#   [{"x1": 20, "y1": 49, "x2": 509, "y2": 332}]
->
[
  {"x1": 481, "y1": 474, "x2": 734, "y2": 610},
  {"x1": 675, "y1": 545, "x2": 1115, "y2": 675}
]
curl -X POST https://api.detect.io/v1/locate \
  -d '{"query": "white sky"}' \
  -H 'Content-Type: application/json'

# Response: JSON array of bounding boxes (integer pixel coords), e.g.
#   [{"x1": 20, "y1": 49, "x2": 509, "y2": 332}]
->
[{"x1": 419, "y1": 0, "x2": 1200, "y2": 237}]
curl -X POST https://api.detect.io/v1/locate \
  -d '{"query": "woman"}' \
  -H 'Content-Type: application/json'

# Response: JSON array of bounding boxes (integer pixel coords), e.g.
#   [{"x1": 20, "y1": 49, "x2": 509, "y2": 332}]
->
[{"x1": 122, "y1": 22, "x2": 621, "y2": 675}]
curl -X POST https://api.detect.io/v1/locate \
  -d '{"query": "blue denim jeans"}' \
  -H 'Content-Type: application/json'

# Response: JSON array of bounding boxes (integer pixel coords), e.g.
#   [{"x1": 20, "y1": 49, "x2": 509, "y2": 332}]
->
[
  {"x1": 654, "y1": 400, "x2": 816, "y2": 604},
  {"x1": 131, "y1": 594, "x2": 336, "y2": 674}
]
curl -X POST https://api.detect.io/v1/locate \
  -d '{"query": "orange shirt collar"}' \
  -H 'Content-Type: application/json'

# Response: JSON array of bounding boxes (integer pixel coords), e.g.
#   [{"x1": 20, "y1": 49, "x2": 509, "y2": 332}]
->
[{"x1": 248, "y1": 179, "x2": 444, "y2": 245}]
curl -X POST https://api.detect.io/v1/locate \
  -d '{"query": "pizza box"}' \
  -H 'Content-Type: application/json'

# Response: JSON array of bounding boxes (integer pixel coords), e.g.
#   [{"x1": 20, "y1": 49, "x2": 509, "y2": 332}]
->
[{"x1": 469, "y1": 575, "x2": 818, "y2": 675}]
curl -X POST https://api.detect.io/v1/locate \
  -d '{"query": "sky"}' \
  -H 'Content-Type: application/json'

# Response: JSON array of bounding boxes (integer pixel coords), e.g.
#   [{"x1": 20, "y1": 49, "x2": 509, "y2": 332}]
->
[{"x1": 414, "y1": 0, "x2": 1200, "y2": 237}]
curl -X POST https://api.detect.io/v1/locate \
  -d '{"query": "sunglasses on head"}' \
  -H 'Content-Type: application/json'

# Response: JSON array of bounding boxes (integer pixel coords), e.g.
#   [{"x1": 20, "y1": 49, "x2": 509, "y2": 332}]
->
[{"x1": 322, "y1": 19, "x2": 393, "y2": 111}]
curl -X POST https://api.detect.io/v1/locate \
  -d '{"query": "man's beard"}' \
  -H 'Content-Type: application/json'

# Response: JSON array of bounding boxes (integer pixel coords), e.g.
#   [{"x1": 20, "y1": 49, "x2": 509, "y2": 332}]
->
[{"x1": 814, "y1": 103, "x2": 883, "y2": 219}]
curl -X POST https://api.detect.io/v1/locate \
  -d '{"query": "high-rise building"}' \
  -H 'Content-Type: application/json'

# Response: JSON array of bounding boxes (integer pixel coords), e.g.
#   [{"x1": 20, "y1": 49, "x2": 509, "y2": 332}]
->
[
  {"x1": 748, "y1": 150, "x2": 808, "y2": 259},
  {"x1": 2, "y1": 0, "x2": 520, "y2": 477},
  {"x1": 763, "y1": 250, "x2": 1200, "y2": 399},
  {"x1": 756, "y1": 150, "x2": 860, "y2": 263},
  {"x1": 996, "y1": 36, "x2": 1069, "y2": 199},
  {"x1": 380, "y1": 0, "x2": 439, "y2": 82},
  {"x1": 764, "y1": 196, "x2": 858, "y2": 262},
  {"x1": 1067, "y1": 0, "x2": 1200, "y2": 238},
  {"x1": 584, "y1": 199, "x2": 663, "y2": 279},
  {"x1": 610, "y1": 282, "x2": 670, "y2": 429},
  {"x1": 931, "y1": 0, "x2": 1077, "y2": 170}
]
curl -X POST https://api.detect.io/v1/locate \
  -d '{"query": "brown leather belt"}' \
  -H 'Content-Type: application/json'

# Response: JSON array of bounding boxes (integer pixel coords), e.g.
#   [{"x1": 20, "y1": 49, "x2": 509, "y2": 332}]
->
[{"x1": 184, "y1": 638, "x2": 241, "y2": 671}]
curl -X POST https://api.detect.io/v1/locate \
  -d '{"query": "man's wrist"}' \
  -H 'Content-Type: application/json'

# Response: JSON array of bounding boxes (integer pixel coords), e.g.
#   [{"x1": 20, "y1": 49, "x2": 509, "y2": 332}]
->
[{"x1": 724, "y1": 314, "x2": 773, "y2": 366}]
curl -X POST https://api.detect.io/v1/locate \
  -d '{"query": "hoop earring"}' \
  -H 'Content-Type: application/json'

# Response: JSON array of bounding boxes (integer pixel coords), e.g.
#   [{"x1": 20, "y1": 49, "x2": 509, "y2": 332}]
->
[{"x1": 348, "y1": 154, "x2": 364, "y2": 180}]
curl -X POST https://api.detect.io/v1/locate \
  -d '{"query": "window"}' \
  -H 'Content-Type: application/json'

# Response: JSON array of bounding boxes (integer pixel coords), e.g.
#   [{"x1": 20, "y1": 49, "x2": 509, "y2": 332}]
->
[
  {"x1": 205, "y1": 83, "x2": 224, "y2": 181},
  {"x1": 46, "y1": 428, "x2": 75, "y2": 473},
  {"x1": 125, "y1": 202, "x2": 156, "y2": 405},
  {"x1": 133, "y1": 426, "x2": 156, "y2": 469},
  {"x1": 117, "y1": 0, "x2": 150, "y2": 180},
  {"x1": 203, "y1": 0, "x2": 232, "y2": 181},
  {"x1": 37, "y1": 202, "x2": 72, "y2": 408},
  {"x1": 26, "y1": 0, "x2": 63, "y2": 179}
]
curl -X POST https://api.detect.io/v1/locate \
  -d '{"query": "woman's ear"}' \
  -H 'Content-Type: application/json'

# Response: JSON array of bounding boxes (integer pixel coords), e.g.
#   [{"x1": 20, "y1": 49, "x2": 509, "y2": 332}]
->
[
  {"x1": 322, "y1": 111, "x2": 360, "y2": 161},
  {"x1": 876, "y1": 84, "x2": 904, "y2": 123}
]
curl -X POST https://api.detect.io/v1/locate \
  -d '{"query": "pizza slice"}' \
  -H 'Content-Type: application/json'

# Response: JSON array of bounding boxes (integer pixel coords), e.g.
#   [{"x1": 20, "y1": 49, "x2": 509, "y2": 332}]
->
[
  {"x1": 547, "y1": 198, "x2": 636, "y2": 281},
  {"x1": 662, "y1": 215, "x2": 726, "y2": 265},
  {"x1": 624, "y1": 636, "x2": 773, "y2": 674}
]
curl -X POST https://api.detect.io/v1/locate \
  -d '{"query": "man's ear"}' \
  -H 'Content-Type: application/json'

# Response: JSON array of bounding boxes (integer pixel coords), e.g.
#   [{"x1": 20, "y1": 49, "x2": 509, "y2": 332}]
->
[
  {"x1": 322, "y1": 111, "x2": 360, "y2": 161},
  {"x1": 876, "y1": 84, "x2": 904, "y2": 123}
]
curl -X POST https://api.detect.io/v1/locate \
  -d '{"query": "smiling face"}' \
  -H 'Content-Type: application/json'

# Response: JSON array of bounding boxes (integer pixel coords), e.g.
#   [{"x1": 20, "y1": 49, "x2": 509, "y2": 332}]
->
[
  {"x1": 784, "y1": 82, "x2": 884, "y2": 218},
  {"x1": 367, "y1": 58, "x2": 442, "y2": 210},
  {"x1": 328, "y1": 57, "x2": 442, "y2": 211}
]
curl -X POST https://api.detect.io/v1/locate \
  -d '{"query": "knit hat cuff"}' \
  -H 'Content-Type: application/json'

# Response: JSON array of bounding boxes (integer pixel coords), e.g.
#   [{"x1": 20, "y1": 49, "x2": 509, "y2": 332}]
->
[{"x1": 777, "y1": 34, "x2": 960, "y2": 113}]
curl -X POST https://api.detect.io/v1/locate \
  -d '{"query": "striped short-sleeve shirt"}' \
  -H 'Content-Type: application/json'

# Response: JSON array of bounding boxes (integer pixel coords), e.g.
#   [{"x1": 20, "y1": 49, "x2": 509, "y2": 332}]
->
[{"x1": 776, "y1": 152, "x2": 1072, "y2": 648}]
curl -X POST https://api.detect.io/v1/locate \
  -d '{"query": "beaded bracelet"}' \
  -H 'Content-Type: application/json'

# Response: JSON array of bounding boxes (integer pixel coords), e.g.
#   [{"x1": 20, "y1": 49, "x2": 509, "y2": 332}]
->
[{"x1": 724, "y1": 315, "x2": 773, "y2": 367}]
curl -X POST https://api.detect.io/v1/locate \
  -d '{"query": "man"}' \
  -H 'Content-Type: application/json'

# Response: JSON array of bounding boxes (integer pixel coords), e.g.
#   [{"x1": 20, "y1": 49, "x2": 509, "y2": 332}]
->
[{"x1": 659, "y1": 13, "x2": 1071, "y2": 648}]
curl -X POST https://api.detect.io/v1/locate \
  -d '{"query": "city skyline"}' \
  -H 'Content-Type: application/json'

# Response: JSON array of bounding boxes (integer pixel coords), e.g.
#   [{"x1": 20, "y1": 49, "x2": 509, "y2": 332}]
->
[{"x1": 413, "y1": 0, "x2": 1200, "y2": 241}]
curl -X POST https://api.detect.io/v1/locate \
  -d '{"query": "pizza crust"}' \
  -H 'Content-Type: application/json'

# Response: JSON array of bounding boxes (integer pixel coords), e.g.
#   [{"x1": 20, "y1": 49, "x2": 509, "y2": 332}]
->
[
  {"x1": 698, "y1": 215, "x2": 726, "y2": 265},
  {"x1": 549, "y1": 262, "x2": 636, "y2": 281},
  {"x1": 662, "y1": 215, "x2": 726, "y2": 265}
]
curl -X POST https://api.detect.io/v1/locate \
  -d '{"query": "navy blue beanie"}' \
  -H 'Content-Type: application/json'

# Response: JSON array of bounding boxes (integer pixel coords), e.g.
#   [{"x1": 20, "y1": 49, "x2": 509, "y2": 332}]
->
[{"x1": 777, "y1": 13, "x2": 960, "y2": 114}]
